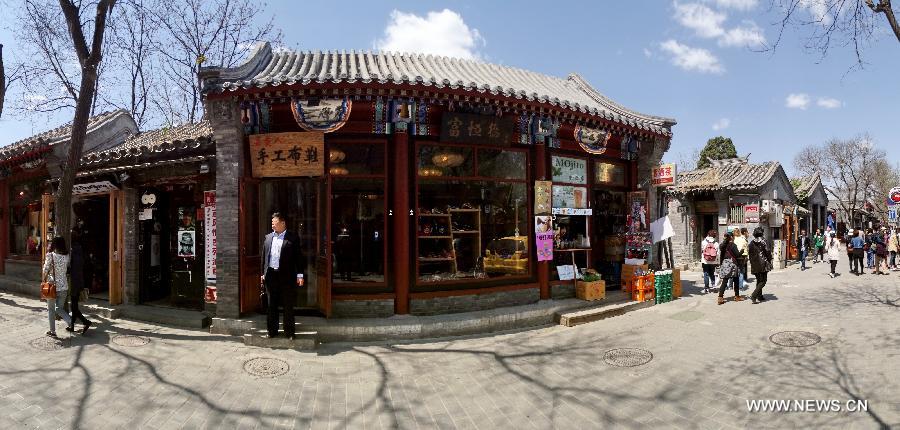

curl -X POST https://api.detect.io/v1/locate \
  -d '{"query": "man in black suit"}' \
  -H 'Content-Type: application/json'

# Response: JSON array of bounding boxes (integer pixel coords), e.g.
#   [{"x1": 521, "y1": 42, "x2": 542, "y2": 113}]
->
[{"x1": 260, "y1": 212, "x2": 304, "y2": 339}]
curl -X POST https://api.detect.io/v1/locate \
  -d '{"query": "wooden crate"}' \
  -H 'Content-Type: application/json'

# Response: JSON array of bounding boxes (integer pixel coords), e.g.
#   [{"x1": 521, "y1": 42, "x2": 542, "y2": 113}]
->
[
  {"x1": 576, "y1": 280, "x2": 606, "y2": 301},
  {"x1": 672, "y1": 268, "x2": 682, "y2": 298}
]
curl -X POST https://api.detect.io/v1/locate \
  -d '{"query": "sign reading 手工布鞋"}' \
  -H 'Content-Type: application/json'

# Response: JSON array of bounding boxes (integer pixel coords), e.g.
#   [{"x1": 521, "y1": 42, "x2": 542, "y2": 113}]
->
[{"x1": 249, "y1": 132, "x2": 324, "y2": 178}]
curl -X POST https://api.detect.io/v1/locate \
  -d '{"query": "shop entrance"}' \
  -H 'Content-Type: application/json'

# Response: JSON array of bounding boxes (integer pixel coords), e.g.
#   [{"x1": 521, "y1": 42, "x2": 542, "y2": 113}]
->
[
  {"x1": 240, "y1": 178, "x2": 324, "y2": 315},
  {"x1": 138, "y1": 185, "x2": 204, "y2": 309}
]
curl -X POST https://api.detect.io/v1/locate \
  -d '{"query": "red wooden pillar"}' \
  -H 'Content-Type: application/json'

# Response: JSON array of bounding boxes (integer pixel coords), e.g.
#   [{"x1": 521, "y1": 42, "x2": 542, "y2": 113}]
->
[
  {"x1": 392, "y1": 130, "x2": 411, "y2": 314},
  {"x1": 0, "y1": 178, "x2": 7, "y2": 274},
  {"x1": 535, "y1": 144, "x2": 550, "y2": 300}
]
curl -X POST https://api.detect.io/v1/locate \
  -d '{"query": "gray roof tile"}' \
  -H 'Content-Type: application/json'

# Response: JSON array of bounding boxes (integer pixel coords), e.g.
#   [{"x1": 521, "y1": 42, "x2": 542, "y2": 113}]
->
[
  {"x1": 0, "y1": 110, "x2": 133, "y2": 162},
  {"x1": 673, "y1": 160, "x2": 786, "y2": 194}
]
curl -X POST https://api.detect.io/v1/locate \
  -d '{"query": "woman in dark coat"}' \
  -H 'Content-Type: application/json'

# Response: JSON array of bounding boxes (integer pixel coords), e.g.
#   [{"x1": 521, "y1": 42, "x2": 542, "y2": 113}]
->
[
  {"x1": 748, "y1": 227, "x2": 773, "y2": 304},
  {"x1": 717, "y1": 232, "x2": 743, "y2": 305},
  {"x1": 69, "y1": 231, "x2": 92, "y2": 334}
]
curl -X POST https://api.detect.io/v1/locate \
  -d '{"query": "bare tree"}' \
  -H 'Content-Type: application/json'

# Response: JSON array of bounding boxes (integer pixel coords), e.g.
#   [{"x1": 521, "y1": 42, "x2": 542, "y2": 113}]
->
[
  {"x1": 771, "y1": 0, "x2": 900, "y2": 66},
  {"x1": 793, "y1": 134, "x2": 886, "y2": 227},
  {"x1": 55, "y1": 0, "x2": 117, "y2": 245},
  {"x1": 104, "y1": 0, "x2": 154, "y2": 127},
  {"x1": 1, "y1": 44, "x2": 5, "y2": 118}
]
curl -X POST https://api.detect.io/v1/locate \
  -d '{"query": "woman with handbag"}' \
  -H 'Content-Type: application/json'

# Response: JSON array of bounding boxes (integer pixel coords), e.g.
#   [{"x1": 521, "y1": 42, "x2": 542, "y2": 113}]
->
[
  {"x1": 42, "y1": 236, "x2": 73, "y2": 338},
  {"x1": 717, "y1": 232, "x2": 743, "y2": 305}
]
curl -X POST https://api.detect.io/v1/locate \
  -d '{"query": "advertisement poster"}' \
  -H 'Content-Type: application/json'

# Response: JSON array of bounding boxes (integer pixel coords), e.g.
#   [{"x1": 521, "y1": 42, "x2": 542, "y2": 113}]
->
[
  {"x1": 535, "y1": 216, "x2": 554, "y2": 262},
  {"x1": 177, "y1": 231, "x2": 195, "y2": 257},
  {"x1": 552, "y1": 185, "x2": 588, "y2": 209},
  {"x1": 204, "y1": 191, "x2": 217, "y2": 283},
  {"x1": 534, "y1": 180, "x2": 552, "y2": 215},
  {"x1": 176, "y1": 206, "x2": 195, "y2": 258}
]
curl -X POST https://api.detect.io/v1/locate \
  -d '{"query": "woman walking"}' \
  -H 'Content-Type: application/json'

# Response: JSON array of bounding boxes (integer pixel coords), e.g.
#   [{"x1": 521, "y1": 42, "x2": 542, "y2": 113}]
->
[
  {"x1": 825, "y1": 232, "x2": 842, "y2": 278},
  {"x1": 700, "y1": 230, "x2": 719, "y2": 294},
  {"x1": 748, "y1": 227, "x2": 773, "y2": 304},
  {"x1": 43, "y1": 236, "x2": 73, "y2": 338},
  {"x1": 69, "y1": 231, "x2": 92, "y2": 334},
  {"x1": 813, "y1": 229, "x2": 825, "y2": 263},
  {"x1": 717, "y1": 232, "x2": 743, "y2": 305}
]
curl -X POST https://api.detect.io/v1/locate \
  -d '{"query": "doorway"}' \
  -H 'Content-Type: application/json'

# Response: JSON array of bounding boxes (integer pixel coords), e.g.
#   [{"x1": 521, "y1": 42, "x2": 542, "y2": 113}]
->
[{"x1": 73, "y1": 196, "x2": 110, "y2": 300}]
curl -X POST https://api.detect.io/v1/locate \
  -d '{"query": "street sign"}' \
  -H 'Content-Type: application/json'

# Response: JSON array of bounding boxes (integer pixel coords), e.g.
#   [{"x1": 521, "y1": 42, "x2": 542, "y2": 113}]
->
[
  {"x1": 889, "y1": 187, "x2": 900, "y2": 205},
  {"x1": 889, "y1": 208, "x2": 897, "y2": 221}
]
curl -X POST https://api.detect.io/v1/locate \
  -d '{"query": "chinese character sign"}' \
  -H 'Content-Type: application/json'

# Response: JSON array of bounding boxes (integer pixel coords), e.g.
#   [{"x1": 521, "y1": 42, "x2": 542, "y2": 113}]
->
[
  {"x1": 440, "y1": 112, "x2": 514, "y2": 145},
  {"x1": 204, "y1": 191, "x2": 216, "y2": 284},
  {"x1": 651, "y1": 163, "x2": 676, "y2": 186},
  {"x1": 551, "y1": 156, "x2": 587, "y2": 184},
  {"x1": 249, "y1": 132, "x2": 325, "y2": 178},
  {"x1": 535, "y1": 216, "x2": 554, "y2": 262}
]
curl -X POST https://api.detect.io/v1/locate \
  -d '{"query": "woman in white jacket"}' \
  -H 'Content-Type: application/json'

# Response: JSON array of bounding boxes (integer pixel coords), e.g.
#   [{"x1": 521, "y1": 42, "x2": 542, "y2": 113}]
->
[
  {"x1": 826, "y1": 232, "x2": 842, "y2": 278},
  {"x1": 43, "y1": 236, "x2": 73, "y2": 337}
]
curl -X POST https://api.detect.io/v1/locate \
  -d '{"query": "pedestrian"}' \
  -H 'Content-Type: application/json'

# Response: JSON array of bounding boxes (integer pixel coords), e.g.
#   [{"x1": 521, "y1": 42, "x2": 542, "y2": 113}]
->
[
  {"x1": 865, "y1": 228, "x2": 875, "y2": 269},
  {"x1": 748, "y1": 227, "x2": 773, "y2": 304},
  {"x1": 733, "y1": 227, "x2": 749, "y2": 291},
  {"x1": 890, "y1": 228, "x2": 899, "y2": 270},
  {"x1": 846, "y1": 229, "x2": 856, "y2": 273},
  {"x1": 796, "y1": 229, "x2": 811, "y2": 270},
  {"x1": 826, "y1": 231, "x2": 842, "y2": 278},
  {"x1": 43, "y1": 236, "x2": 73, "y2": 338},
  {"x1": 813, "y1": 228, "x2": 825, "y2": 263},
  {"x1": 717, "y1": 232, "x2": 743, "y2": 305},
  {"x1": 68, "y1": 230, "x2": 91, "y2": 334},
  {"x1": 874, "y1": 228, "x2": 888, "y2": 275},
  {"x1": 851, "y1": 229, "x2": 866, "y2": 275},
  {"x1": 260, "y1": 212, "x2": 304, "y2": 339},
  {"x1": 700, "y1": 230, "x2": 719, "y2": 294}
]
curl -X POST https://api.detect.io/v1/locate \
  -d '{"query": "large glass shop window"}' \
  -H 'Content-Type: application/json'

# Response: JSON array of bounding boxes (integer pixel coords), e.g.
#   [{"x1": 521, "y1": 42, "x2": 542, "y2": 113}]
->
[
  {"x1": 416, "y1": 145, "x2": 529, "y2": 283},
  {"x1": 550, "y1": 155, "x2": 590, "y2": 280},
  {"x1": 9, "y1": 179, "x2": 46, "y2": 258},
  {"x1": 329, "y1": 143, "x2": 386, "y2": 285}
]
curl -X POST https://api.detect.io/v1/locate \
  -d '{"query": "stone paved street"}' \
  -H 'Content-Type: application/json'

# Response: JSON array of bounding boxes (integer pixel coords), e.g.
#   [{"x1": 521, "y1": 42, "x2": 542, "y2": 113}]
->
[{"x1": 2, "y1": 260, "x2": 900, "y2": 429}]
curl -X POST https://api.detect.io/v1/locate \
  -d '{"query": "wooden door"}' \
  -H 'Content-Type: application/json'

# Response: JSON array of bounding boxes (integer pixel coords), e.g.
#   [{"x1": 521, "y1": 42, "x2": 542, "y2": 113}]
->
[
  {"x1": 239, "y1": 179, "x2": 262, "y2": 314},
  {"x1": 316, "y1": 179, "x2": 331, "y2": 317},
  {"x1": 108, "y1": 190, "x2": 125, "y2": 305}
]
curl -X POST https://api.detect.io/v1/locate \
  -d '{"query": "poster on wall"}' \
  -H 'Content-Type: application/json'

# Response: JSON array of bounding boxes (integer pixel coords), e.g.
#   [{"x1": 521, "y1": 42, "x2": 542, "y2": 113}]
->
[
  {"x1": 534, "y1": 181, "x2": 552, "y2": 215},
  {"x1": 744, "y1": 204, "x2": 760, "y2": 223},
  {"x1": 176, "y1": 206, "x2": 196, "y2": 258},
  {"x1": 535, "y1": 216, "x2": 554, "y2": 262},
  {"x1": 204, "y1": 191, "x2": 217, "y2": 283},
  {"x1": 177, "y1": 231, "x2": 195, "y2": 257},
  {"x1": 552, "y1": 185, "x2": 588, "y2": 209},
  {"x1": 551, "y1": 156, "x2": 587, "y2": 184},
  {"x1": 248, "y1": 132, "x2": 325, "y2": 178}
]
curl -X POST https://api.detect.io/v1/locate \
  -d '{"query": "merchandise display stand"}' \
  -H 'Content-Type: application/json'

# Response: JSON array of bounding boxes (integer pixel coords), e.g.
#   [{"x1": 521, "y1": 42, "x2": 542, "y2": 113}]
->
[
  {"x1": 449, "y1": 207, "x2": 481, "y2": 273},
  {"x1": 417, "y1": 213, "x2": 457, "y2": 277}
]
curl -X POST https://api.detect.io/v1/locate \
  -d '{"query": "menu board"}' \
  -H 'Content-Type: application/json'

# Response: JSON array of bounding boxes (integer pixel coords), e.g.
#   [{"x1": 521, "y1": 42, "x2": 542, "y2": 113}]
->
[{"x1": 552, "y1": 156, "x2": 587, "y2": 184}]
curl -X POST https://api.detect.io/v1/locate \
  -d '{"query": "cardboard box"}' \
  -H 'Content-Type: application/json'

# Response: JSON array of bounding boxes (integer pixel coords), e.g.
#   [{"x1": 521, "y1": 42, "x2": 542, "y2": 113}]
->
[
  {"x1": 576, "y1": 280, "x2": 606, "y2": 301},
  {"x1": 672, "y1": 268, "x2": 682, "y2": 298}
]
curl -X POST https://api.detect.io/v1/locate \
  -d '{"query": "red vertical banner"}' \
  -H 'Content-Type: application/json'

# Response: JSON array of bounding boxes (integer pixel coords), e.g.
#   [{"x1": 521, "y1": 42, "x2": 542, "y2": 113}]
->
[{"x1": 204, "y1": 190, "x2": 217, "y2": 303}]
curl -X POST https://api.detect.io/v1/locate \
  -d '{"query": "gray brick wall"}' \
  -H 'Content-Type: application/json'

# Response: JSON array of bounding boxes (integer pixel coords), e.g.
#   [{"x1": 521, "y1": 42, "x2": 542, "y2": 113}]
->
[
  {"x1": 206, "y1": 99, "x2": 243, "y2": 318},
  {"x1": 123, "y1": 186, "x2": 140, "y2": 305},
  {"x1": 551, "y1": 283, "x2": 575, "y2": 299},
  {"x1": 410, "y1": 288, "x2": 540, "y2": 316},
  {"x1": 332, "y1": 300, "x2": 395, "y2": 318},
  {"x1": 668, "y1": 197, "x2": 697, "y2": 269}
]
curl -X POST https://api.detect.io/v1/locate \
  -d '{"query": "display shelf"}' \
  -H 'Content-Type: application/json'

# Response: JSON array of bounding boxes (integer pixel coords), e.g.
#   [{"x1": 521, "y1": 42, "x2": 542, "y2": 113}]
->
[
  {"x1": 418, "y1": 257, "x2": 456, "y2": 262},
  {"x1": 451, "y1": 230, "x2": 479, "y2": 234},
  {"x1": 448, "y1": 208, "x2": 480, "y2": 212},
  {"x1": 449, "y1": 206, "x2": 481, "y2": 273},
  {"x1": 418, "y1": 236, "x2": 452, "y2": 239}
]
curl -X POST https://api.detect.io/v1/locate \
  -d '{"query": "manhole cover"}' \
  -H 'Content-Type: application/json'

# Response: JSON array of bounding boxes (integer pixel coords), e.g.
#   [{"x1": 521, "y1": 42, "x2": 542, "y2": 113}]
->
[
  {"x1": 243, "y1": 358, "x2": 290, "y2": 378},
  {"x1": 112, "y1": 335, "x2": 151, "y2": 347},
  {"x1": 769, "y1": 331, "x2": 821, "y2": 347},
  {"x1": 604, "y1": 348, "x2": 653, "y2": 367},
  {"x1": 29, "y1": 336, "x2": 70, "y2": 351}
]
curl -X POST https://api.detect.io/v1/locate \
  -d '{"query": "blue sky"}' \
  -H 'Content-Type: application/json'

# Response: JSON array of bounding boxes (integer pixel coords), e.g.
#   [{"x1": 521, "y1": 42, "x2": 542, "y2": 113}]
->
[{"x1": 1, "y1": 1, "x2": 898, "y2": 175}]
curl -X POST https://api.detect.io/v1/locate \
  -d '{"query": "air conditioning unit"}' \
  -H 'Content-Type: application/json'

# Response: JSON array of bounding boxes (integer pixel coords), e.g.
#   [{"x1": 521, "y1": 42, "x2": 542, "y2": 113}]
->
[{"x1": 761, "y1": 200, "x2": 771, "y2": 213}]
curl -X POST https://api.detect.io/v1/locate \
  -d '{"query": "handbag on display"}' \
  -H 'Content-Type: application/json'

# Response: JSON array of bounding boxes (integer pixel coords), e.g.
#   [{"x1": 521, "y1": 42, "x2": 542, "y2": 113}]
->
[{"x1": 40, "y1": 254, "x2": 57, "y2": 301}]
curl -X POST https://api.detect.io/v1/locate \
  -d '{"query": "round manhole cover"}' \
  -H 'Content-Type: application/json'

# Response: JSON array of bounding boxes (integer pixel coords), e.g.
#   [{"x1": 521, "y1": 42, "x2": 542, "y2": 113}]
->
[
  {"x1": 604, "y1": 348, "x2": 653, "y2": 367},
  {"x1": 769, "y1": 331, "x2": 821, "y2": 347},
  {"x1": 112, "y1": 335, "x2": 151, "y2": 347},
  {"x1": 29, "y1": 336, "x2": 70, "y2": 351},
  {"x1": 243, "y1": 358, "x2": 290, "y2": 378}
]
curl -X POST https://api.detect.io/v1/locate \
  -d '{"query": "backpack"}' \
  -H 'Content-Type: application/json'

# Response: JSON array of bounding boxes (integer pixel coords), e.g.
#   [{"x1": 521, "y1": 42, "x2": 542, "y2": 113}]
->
[{"x1": 702, "y1": 241, "x2": 718, "y2": 262}]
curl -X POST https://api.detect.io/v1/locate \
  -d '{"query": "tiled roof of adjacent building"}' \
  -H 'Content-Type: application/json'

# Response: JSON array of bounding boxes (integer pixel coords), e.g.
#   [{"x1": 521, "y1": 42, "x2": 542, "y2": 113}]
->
[
  {"x1": 82, "y1": 120, "x2": 214, "y2": 166},
  {"x1": 673, "y1": 159, "x2": 786, "y2": 194},
  {"x1": 200, "y1": 42, "x2": 677, "y2": 136},
  {"x1": 791, "y1": 173, "x2": 822, "y2": 199},
  {"x1": 0, "y1": 110, "x2": 133, "y2": 163}
]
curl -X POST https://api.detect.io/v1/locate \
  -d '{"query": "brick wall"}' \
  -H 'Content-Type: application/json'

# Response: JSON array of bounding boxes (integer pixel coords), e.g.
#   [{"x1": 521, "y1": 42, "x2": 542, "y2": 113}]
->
[
  {"x1": 551, "y1": 283, "x2": 575, "y2": 299},
  {"x1": 206, "y1": 99, "x2": 243, "y2": 318},
  {"x1": 410, "y1": 288, "x2": 540, "y2": 316},
  {"x1": 332, "y1": 300, "x2": 395, "y2": 318},
  {"x1": 668, "y1": 197, "x2": 697, "y2": 269}
]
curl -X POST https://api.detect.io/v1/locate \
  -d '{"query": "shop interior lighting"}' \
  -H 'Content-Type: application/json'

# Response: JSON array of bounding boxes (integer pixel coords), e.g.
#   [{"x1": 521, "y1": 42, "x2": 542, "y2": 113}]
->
[
  {"x1": 329, "y1": 166, "x2": 349, "y2": 176},
  {"x1": 329, "y1": 149, "x2": 346, "y2": 163},
  {"x1": 432, "y1": 151, "x2": 464, "y2": 168}
]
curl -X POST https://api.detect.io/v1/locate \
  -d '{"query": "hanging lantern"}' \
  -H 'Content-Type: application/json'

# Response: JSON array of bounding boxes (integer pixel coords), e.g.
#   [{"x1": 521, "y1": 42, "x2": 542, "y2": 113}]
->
[
  {"x1": 418, "y1": 165, "x2": 443, "y2": 177},
  {"x1": 431, "y1": 151, "x2": 464, "y2": 168},
  {"x1": 329, "y1": 166, "x2": 349, "y2": 176},
  {"x1": 329, "y1": 148, "x2": 346, "y2": 163}
]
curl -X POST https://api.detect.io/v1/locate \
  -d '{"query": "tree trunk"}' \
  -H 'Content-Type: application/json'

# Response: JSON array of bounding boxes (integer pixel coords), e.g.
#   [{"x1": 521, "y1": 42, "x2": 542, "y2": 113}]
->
[
  {"x1": 55, "y1": 66, "x2": 99, "y2": 245},
  {"x1": 1, "y1": 43, "x2": 5, "y2": 119}
]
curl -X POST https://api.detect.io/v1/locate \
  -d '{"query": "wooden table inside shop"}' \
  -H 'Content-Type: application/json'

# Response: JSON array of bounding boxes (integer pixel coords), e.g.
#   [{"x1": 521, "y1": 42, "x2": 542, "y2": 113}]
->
[{"x1": 555, "y1": 248, "x2": 591, "y2": 288}]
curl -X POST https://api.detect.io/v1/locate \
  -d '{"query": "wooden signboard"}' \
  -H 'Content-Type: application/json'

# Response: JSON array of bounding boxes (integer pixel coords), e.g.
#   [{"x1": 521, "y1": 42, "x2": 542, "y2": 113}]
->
[
  {"x1": 440, "y1": 112, "x2": 514, "y2": 145},
  {"x1": 248, "y1": 132, "x2": 324, "y2": 178}
]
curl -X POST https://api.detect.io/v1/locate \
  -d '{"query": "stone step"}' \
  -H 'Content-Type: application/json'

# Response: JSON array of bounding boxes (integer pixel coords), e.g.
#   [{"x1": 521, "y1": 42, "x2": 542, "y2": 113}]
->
[
  {"x1": 115, "y1": 304, "x2": 211, "y2": 329},
  {"x1": 242, "y1": 330, "x2": 317, "y2": 350},
  {"x1": 555, "y1": 298, "x2": 657, "y2": 327},
  {"x1": 82, "y1": 300, "x2": 120, "y2": 319}
]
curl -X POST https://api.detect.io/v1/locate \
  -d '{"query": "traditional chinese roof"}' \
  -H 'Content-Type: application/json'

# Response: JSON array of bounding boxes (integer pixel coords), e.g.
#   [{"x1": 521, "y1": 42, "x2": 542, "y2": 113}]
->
[
  {"x1": 81, "y1": 120, "x2": 214, "y2": 167},
  {"x1": 0, "y1": 110, "x2": 135, "y2": 165},
  {"x1": 200, "y1": 43, "x2": 676, "y2": 136},
  {"x1": 791, "y1": 173, "x2": 823, "y2": 200},
  {"x1": 672, "y1": 159, "x2": 791, "y2": 195}
]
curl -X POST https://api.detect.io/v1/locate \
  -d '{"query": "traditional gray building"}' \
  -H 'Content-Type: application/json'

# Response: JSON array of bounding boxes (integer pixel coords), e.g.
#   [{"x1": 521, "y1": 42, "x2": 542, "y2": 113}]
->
[
  {"x1": 666, "y1": 158, "x2": 797, "y2": 270},
  {"x1": 791, "y1": 173, "x2": 829, "y2": 234}
]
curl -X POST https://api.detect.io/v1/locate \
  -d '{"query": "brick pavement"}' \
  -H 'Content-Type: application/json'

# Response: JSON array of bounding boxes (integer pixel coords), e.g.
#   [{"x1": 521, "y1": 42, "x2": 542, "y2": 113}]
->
[{"x1": 1, "y1": 260, "x2": 899, "y2": 429}]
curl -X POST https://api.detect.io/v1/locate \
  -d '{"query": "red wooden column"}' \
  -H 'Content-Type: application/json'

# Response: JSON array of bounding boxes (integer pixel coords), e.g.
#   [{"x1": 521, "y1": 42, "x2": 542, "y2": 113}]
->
[
  {"x1": 392, "y1": 129, "x2": 411, "y2": 314},
  {"x1": 535, "y1": 144, "x2": 550, "y2": 300},
  {"x1": 0, "y1": 178, "x2": 7, "y2": 274}
]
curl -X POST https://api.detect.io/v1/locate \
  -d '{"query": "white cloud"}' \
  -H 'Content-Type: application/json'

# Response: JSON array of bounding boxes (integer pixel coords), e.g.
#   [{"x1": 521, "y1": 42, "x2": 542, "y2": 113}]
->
[
  {"x1": 718, "y1": 21, "x2": 767, "y2": 48},
  {"x1": 375, "y1": 9, "x2": 484, "y2": 60},
  {"x1": 817, "y1": 97, "x2": 841, "y2": 109},
  {"x1": 711, "y1": 0, "x2": 759, "y2": 10},
  {"x1": 660, "y1": 39, "x2": 725, "y2": 74},
  {"x1": 712, "y1": 118, "x2": 731, "y2": 130},
  {"x1": 643, "y1": 48, "x2": 654, "y2": 58},
  {"x1": 785, "y1": 93, "x2": 811, "y2": 109},
  {"x1": 673, "y1": 2, "x2": 726, "y2": 38},
  {"x1": 798, "y1": 0, "x2": 832, "y2": 26}
]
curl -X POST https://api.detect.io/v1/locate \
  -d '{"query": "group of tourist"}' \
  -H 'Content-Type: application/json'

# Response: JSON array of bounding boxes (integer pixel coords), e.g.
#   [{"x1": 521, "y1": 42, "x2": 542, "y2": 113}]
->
[
  {"x1": 838, "y1": 226, "x2": 899, "y2": 276},
  {"x1": 700, "y1": 226, "x2": 773, "y2": 305}
]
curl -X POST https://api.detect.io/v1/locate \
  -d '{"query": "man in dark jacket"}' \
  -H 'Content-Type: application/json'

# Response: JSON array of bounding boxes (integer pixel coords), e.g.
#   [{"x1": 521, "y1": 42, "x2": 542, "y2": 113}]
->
[
  {"x1": 796, "y1": 229, "x2": 811, "y2": 270},
  {"x1": 68, "y1": 230, "x2": 91, "y2": 334},
  {"x1": 748, "y1": 227, "x2": 773, "y2": 304},
  {"x1": 260, "y1": 212, "x2": 305, "y2": 339}
]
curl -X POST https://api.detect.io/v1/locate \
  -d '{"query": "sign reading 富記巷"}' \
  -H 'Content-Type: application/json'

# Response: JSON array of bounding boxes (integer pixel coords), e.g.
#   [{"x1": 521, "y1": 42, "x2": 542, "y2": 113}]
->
[
  {"x1": 249, "y1": 132, "x2": 324, "y2": 178},
  {"x1": 651, "y1": 163, "x2": 676, "y2": 186},
  {"x1": 440, "y1": 112, "x2": 514, "y2": 146}
]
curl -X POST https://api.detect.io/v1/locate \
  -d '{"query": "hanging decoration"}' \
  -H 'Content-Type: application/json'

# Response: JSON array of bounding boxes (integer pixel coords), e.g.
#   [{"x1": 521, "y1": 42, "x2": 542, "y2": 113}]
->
[
  {"x1": 291, "y1": 97, "x2": 352, "y2": 133},
  {"x1": 240, "y1": 100, "x2": 270, "y2": 135},
  {"x1": 329, "y1": 148, "x2": 346, "y2": 163},
  {"x1": 517, "y1": 114, "x2": 560, "y2": 146},
  {"x1": 418, "y1": 165, "x2": 443, "y2": 177},
  {"x1": 621, "y1": 135, "x2": 641, "y2": 161},
  {"x1": 329, "y1": 166, "x2": 349, "y2": 176},
  {"x1": 372, "y1": 97, "x2": 431, "y2": 135},
  {"x1": 432, "y1": 151, "x2": 464, "y2": 168},
  {"x1": 573, "y1": 124, "x2": 611, "y2": 154}
]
